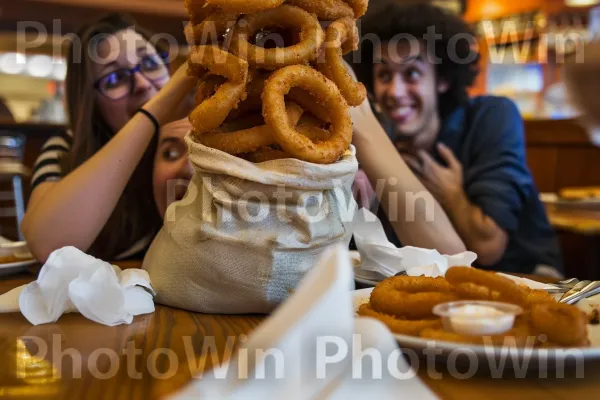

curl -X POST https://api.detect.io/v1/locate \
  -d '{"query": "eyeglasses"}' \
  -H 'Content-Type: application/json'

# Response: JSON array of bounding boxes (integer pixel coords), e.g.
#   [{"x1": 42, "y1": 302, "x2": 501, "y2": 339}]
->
[{"x1": 93, "y1": 53, "x2": 169, "y2": 100}]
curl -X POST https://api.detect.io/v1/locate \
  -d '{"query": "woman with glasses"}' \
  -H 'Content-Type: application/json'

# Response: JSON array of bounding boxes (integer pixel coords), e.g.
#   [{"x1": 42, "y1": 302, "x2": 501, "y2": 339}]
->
[{"x1": 22, "y1": 14, "x2": 196, "y2": 262}]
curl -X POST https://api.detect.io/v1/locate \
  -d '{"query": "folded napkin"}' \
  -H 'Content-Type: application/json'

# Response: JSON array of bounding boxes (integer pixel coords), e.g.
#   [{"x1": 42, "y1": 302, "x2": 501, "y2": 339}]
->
[
  {"x1": 171, "y1": 245, "x2": 436, "y2": 399},
  {"x1": 354, "y1": 208, "x2": 477, "y2": 278},
  {"x1": 0, "y1": 246, "x2": 155, "y2": 326}
]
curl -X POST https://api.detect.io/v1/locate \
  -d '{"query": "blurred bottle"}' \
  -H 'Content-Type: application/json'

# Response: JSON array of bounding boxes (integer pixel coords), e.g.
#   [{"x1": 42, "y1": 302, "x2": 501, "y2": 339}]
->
[{"x1": 34, "y1": 81, "x2": 66, "y2": 124}]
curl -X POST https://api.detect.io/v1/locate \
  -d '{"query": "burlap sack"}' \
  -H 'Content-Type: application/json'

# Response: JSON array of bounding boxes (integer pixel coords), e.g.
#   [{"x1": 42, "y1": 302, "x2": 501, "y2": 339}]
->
[{"x1": 143, "y1": 133, "x2": 358, "y2": 314}]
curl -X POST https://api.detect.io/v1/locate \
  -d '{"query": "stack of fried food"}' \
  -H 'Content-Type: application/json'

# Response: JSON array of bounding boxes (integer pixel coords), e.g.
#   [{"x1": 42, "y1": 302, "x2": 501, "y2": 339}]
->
[
  {"x1": 358, "y1": 267, "x2": 590, "y2": 348},
  {"x1": 183, "y1": 0, "x2": 368, "y2": 164}
]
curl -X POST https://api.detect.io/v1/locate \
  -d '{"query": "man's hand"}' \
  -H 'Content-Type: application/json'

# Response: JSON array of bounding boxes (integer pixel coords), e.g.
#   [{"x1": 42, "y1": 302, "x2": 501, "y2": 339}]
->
[
  {"x1": 415, "y1": 143, "x2": 508, "y2": 266},
  {"x1": 416, "y1": 143, "x2": 464, "y2": 208}
]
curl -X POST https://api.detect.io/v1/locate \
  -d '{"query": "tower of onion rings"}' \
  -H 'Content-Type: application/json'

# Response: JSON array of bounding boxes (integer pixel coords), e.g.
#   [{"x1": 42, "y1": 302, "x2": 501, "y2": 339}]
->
[{"x1": 183, "y1": 0, "x2": 368, "y2": 165}]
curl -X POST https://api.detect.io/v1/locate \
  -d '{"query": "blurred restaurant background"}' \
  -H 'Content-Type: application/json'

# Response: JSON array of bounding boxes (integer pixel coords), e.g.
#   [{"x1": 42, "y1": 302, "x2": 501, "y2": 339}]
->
[{"x1": 0, "y1": 0, "x2": 599, "y2": 278}]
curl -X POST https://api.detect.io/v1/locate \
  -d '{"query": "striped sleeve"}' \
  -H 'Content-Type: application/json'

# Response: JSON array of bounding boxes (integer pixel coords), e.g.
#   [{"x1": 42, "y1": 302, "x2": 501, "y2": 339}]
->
[{"x1": 30, "y1": 131, "x2": 72, "y2": 191}]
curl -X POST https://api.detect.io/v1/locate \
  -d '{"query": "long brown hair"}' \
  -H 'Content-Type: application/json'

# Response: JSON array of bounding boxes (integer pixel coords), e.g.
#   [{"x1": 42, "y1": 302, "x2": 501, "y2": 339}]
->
[{"x1": 63, "y1": 13, "x2": 162, "y2": 259}]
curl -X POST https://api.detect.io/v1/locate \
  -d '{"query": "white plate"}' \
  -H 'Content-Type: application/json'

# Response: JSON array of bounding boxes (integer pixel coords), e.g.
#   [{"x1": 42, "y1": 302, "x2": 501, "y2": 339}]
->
[
  {"x1": 354, "y1": 288, "x2": 600, "y2": 369},
  {"x1": 0, "y1": 259, "x2": 37, "y2": 276}
]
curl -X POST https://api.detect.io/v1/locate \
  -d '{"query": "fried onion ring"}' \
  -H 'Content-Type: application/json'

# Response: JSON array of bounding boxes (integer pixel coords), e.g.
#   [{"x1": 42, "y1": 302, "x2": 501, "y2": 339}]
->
[
  {"x1": 287, "y1": 88, "x2": 332, "y2": 123},
  {"x1": 227, "y1": 71, "x2": 271, "y2": 121},
  {"x1": 194, "y1": 74, "x2": 225, "y2": 106},
  {"x1": 358, "y1": 304, "x2": 442, "y2": 336},
  {"x1": 531, "y1": 303, "x2": 588, "y2": 347},
  {"x1": 245, "y1": 147, "x2": 293, "y2": 163},
  {"x1": 263, "y1": 65, "x2": 352, "y2": 164},
  {"x1": 286, "y1": 0, "x2": 354, "y2": 20},
  {"x1": 230, "y1": 5, "x2": 324, "y2": 69},
  {"x1": 523, "y1": 287, "x2": 557, "y2": 305},
  {"x1": 445, "y1": 267, "x2": 529, "y2": 306},
  {"x1": 369, "y1": 276, "x2": 458, "y2": 320},
  {"x1": 317, "y1": 18, "x2": 366, "y2": 106},
  {"x1": 198, "y1": 102, "x2": 303, "y2": 154},
  {"x1": 205, "y1": 0, "x2": 285, "y2": 13},
  {"x1": 296, "y1": 123, "x2": 332, "y2": 142},
  {"x1": 185, "y1": 11, "x2": 239, "y2": 45},
  {"x1": 188, "y1": 46, "x2": 249, "y2": 135},
  {"x1": 344, "y1": 0, "x2": 369, "y2": 18},
  {"x1": 185, "y1": 0, "x2": 216, "y2": 25},
  {"x1": 453, "y1": 282, "x2": 501, "y2": 302}
]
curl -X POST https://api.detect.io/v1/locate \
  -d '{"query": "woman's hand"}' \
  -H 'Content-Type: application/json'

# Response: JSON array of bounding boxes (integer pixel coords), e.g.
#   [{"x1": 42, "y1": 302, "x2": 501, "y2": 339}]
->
[{"x1": 145, "y1": 61, "x2": 198, "y2": 125}]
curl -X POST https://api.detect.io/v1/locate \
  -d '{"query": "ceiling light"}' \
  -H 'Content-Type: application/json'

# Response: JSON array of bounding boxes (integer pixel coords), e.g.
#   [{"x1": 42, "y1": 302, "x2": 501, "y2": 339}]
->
[
  {"x1": 27, "y1": 55, "x2": 53, "y2": 78},
  {"x1": 565, "y1": 0, "x2": 600, "y2": 6},
  {"x1": 0, "y1": 53, "x2": 26, "y2": 75}
]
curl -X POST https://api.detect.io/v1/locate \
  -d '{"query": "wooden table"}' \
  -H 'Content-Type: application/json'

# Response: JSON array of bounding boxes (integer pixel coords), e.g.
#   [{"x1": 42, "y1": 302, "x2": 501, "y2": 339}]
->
[
  {"x1": 546, "y1": 206, "x2": 600, "y2": 235},
  {"x1": 1, "y1": 262, "x2": 600, "y2": 399},
  {"x1": 545, "y1": 205, "x2": 600, "y2": 280}
]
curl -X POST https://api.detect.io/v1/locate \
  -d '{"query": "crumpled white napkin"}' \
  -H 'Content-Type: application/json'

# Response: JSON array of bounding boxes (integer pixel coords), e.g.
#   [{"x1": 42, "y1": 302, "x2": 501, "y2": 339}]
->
[
  {"x1": 0, "y1": 246, "x2": 155, "y2": 326},
  {"x1": 353, "y1": 208, "x2": 477, "y2": 279},
  {"x1": 170, "y1": 245, "x2": 436, "y2": 400}
]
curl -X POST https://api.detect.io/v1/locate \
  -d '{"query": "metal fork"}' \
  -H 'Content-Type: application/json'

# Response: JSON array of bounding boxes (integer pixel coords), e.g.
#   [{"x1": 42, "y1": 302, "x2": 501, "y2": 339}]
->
[
  {"x1": 553, "y1": 277, "x2": 580, "y2": 288},
  {"x1": 560, "y1": 281, "x2": 600, "y2": 304}
]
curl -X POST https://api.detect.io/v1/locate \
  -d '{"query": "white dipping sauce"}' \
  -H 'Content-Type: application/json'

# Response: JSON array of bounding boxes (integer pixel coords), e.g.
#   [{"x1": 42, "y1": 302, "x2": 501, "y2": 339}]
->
[{"x1": 449, "y1": 304, "x2": 515, "y2": 336}]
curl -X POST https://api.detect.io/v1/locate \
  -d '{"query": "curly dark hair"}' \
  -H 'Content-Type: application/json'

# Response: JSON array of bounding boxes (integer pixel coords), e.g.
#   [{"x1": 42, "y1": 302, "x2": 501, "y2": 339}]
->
[{"x1": 349, "y1": 1, "x2": 480, "y2": 119}]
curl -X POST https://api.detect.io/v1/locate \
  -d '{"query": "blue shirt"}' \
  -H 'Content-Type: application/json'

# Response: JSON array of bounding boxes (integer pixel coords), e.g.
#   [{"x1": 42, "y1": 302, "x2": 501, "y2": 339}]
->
[{"x1": 378, "y1": 96, "x2": 563, "y2": 274}]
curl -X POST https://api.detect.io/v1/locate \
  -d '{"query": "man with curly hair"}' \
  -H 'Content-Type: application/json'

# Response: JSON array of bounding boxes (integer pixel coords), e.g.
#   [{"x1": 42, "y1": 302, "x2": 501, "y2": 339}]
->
[{"x1": 351, "y1": 2, "x2": 562, "y2": 275}]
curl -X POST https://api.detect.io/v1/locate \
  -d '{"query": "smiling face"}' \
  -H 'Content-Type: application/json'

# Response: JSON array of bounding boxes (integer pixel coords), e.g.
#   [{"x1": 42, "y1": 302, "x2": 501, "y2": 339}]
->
[
  {"x1": 153, "y1": 118, "x2": 194, "y2": 219},
  {"x1": 373, "y1": 40, "x2": 448, "y2": 153},
  {"x1": 92, "y1": 28, "x2": 169, "y2": 132}
]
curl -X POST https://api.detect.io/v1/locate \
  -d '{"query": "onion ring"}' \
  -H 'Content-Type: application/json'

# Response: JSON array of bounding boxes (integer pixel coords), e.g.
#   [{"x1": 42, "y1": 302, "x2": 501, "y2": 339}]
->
[
  {"x1": 263, "y1": 65, "x2": 352, "y2": 164},
  {"x1": 344, "y1": 0, "x2": 369, "y2": 18},
  {"x1": 286, "y1": 0, "x2": 354, "y2": 20},
  {"x1": 317, "y1": 18, "x2": 366, "y2": 106},
  {"x1": 198, "y1": 102, "x2": 303, "y2": 154},
  {"x1": 445, "y1": 267, "x2": 529, "y2": 306},
  {"x1": 230, "y1": 5, "x2": 324, "y2": 69},
  {"x1": 185, "y1": 11, "x2": 239, "y2": 45},
  {"x1": 189, "y1": 45, "x2": 248, "y2": 83},
  {"x1": 194, "y1": 74, "x2": 225, "y2": 106},
  {"x1": 523, "y1": 287, "x2": 556, "y2": 305},
  {"x1": 287, "y1": 88, "x2": 332, "y2": 123},
  {"x1": 358, "y1": 304, "x2": 442, "y2": 336},
  {"x1": 531, "y1": 303, "x2": 588, "y2": 347},
  {"x1": 188, "y1": 46, "x2": 249, "y2": 135},
  {"x1": 205, "y1": 0, "x2": 285, "y2": 13},
  {"x1": 185, "y1": 0, "x2": 216, "y2": 25},
  {"x1": 227, "y1": 71, "x2": 271, "y2": 121},
  {"x1": 245, "y1": 147, "x2": 293, "y2": 163},
  {"x1": 453, "y1": 282, "x2": 501, "y2": 302},
  {"x1": 296, "y1": 123, "x2": 332, "y2": 142},
  {"x1": 369, "y1": 276, "x2": 458, "y2": 320}
]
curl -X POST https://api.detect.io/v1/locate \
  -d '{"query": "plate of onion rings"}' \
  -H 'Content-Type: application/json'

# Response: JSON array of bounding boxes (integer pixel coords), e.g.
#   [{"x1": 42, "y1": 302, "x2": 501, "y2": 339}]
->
[{"x1": 353, "y1": 268, "x2": 600, "y2": 370}]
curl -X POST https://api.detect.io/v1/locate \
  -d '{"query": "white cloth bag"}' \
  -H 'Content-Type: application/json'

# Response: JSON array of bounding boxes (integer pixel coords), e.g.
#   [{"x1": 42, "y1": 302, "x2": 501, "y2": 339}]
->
[{"x1": 143, "y1": 134, "x2": 358, "y2": 314}]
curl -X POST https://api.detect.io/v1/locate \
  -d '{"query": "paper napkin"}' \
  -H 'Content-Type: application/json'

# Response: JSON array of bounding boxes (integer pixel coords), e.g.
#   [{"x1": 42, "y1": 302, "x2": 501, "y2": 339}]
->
[
  {"x1": 353, "y1": 208, "x2": 477, "y2": 278},
  {"x1": 0, "y1": 246, "x2": 155, "y2": 326}
]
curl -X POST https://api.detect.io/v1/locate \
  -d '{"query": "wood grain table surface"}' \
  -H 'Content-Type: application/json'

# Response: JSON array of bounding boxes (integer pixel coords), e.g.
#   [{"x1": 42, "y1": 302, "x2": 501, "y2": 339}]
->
[
  {"x1": 546, "y1": 205, "x2": 600, "y2": 235},
  {"x1": 1, "y1": 261, "x2": 599, "y2": 399}
]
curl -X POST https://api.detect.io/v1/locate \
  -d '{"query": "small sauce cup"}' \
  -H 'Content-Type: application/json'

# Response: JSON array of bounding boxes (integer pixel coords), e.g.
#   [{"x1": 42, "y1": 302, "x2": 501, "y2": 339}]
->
[{"x1": 433, "y1": 301, "x2": 523, "y2": 336}]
